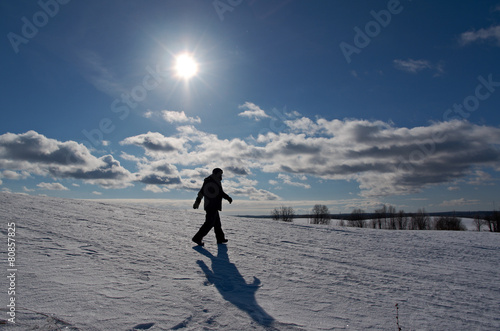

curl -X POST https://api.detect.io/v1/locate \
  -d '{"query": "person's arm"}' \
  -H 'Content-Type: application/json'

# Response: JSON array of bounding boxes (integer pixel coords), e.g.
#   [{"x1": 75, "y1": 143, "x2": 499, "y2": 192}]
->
[
  {"x1": 221, "y1": 189, "x2": 232, "y2": 204},
  {"x1": 193, "y1": 186, "x2": 204, "y2": 209}
]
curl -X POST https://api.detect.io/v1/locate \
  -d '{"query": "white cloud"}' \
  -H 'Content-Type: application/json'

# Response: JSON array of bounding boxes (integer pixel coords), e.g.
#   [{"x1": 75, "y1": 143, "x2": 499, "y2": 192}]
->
[
  {"x1": 143, "y1": 110, "x2": 201, "y2": 124},
  {"x1": 285, "y1": 117, "x2": 320, "y2": 134},
  {"x1": 393, "y1": 59, "x2": 444, "y2": 76},
  {"x1": 460, "y1": 25, "x2": 500, "y2": 46},
  {"x1": 37, "y1": 182, "x2": 69, "y2": 191},
  {"x1": 120, "y1": 152, "x2": 147, "y2": 163},
  {"x1": 286, "y1": 110, "x2": 301, "y2": 118},
  {"x1": 135, "y1": 160, "x2": 182, "y2": 186},
  {"x1": 0, "y1": 131, "x2": 134, "y2": 189},
  {"x1": 238, "y1": 102, "x2": 271, "y2": 121},
  {"x1": 161, "y1": 110, "x2": 201, "y2": 124},
  {"x1": 229, "y1": 185, "x2": 280, "y2": 201},
  {"x1": 143, "y1": 184, "x2": 170, "y2": 193},
  {"x1": 120, "y1": 132, "x2": 187, "y2": 155},
  {"x1": 277, "y1": 173, "x2": 311, "y2": 189},
  {"x1": 1, "y1": 170, "x2": 29, "y2": 180},
  {"x1": 467, "y1": 170, "x2": 494, "y2": 186},
  {"x1": 394, "y1": 59, "x2": 432, "y2": 73},
  {"x1": 92, "y1": 191, "x2": 103, "y2": 195}
]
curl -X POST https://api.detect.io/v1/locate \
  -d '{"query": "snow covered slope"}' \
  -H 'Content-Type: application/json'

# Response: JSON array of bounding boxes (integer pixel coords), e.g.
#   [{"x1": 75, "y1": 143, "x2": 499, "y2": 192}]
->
[{"x1": 0, "y1": 193, "x2": 499, "y2": 330}]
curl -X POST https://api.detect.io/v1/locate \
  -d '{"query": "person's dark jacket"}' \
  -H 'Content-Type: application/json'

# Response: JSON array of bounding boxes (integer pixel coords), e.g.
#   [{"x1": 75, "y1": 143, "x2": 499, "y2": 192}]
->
[{"x1": 193, "y1": 175, "x2": 232, "y2": 211}]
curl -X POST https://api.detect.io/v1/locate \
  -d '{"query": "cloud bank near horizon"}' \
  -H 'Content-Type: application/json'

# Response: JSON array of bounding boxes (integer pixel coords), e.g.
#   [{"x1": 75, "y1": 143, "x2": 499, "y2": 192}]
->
[{"x1": 2, "y1": 106, "x2": 499, "y2": 200}]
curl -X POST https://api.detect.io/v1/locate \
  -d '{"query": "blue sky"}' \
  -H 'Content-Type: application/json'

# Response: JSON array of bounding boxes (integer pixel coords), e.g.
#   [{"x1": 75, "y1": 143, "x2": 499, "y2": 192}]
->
[{"x1": 1, "y1": 0, "x2": 500, "y2": 215}]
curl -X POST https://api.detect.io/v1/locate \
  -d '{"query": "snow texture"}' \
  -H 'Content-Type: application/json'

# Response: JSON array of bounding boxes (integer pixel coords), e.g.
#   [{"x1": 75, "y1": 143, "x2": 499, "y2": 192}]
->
[{"x1": 0, "y1": 192, "x2": 499, "y2": 330}]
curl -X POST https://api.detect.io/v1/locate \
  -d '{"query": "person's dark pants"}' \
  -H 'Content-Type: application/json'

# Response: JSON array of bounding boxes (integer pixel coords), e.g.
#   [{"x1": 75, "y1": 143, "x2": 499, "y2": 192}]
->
[{"x1": 193, "y1": 209, "x2": 225, "y2": 242}]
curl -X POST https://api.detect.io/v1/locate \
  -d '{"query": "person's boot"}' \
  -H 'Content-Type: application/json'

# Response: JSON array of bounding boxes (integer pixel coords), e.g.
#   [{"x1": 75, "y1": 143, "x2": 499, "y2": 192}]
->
[
  {"x1": 192, "y1": 237, "x2": 204, "y2": 246},
  {"x1": 217, "y1": 239, "x2": 228, "y2": 244}
]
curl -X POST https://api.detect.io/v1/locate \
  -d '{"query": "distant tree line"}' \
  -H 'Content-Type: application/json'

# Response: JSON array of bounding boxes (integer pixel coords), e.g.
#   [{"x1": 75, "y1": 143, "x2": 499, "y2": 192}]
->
[
  {"x1": 271, "y1": 204, "x2": 332, "y2": 224},
  {"x1": 269, "y1": 204, "x2": 500, "y2": 232},
  {"x1": 345, "y1": 206, "x2": 467, "y2": 231}
]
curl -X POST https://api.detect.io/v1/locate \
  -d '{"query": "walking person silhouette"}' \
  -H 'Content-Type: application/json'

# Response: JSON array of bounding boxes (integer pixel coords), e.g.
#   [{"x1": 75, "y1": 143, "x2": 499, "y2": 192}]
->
[{"x1": 192, "y1": 168, "x2": 232, "y2": 246}]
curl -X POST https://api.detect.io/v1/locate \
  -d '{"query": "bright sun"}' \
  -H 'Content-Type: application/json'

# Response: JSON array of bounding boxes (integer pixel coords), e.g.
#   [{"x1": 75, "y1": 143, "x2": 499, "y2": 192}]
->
[{"x1": 174, "y1": 53, "x2": 198, "y2": 79}]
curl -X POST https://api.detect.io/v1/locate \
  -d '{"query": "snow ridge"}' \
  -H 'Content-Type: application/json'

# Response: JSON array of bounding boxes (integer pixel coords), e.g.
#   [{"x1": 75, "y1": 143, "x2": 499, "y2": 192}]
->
[{"x1": 0, "y1": 193, "x2": 499, "y2": 330}]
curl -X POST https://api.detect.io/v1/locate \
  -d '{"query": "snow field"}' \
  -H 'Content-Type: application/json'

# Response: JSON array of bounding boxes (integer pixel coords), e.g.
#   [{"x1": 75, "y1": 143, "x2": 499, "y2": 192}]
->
[{"x1": 0, "y1": 192, "x2": 499, "y2": 330}]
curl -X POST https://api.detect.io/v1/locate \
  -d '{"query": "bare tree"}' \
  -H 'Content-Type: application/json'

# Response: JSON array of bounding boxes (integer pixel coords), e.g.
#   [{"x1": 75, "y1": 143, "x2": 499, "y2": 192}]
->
[
  {"x1": 387, "y1": 205, "x2": 397, "y2": 230},
  {"x1": 281, "y1": 206, "x2": 295, "y2": 222},
  {"x1": 349, "y1": 208, "x2": 366, "y2": 228},
  {"x1": 473, "y1": 215, "x2": 484, "y2": 231},
  {"x1": 374, "y1": 205, "x2": 386, "y2": 229},
  {"x1": 495, "y1": 211, "x2": 500, "y2": 232},
  {"x1": 396, "y1": 210, "x2": 408, "y2": 230},
  {"x1": 433, "y1": 215, "x2": 466, "y2": 231},
  {"x1": 271, "y1": 207, "x2": 280, "y2": 221},
  {"x1": 311, "y1": 204, "x2": 331, "y2": 225},
  {"x1": 410, "y1": 208, "x2": 430, "y2": 230},
  {"x1": 373, "y1": 205, "x2": 396, "y2": 229},
  {"x1": 271, "y1": 206, "x2": 295, "y2": 222},
  {"x1": 484, "y1": 211, "x2": 500, "y2": 232}
]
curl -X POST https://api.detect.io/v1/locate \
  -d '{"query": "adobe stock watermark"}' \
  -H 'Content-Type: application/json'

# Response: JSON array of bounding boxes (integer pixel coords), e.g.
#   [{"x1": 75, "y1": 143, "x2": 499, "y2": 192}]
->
[
  {"x1": 81, "y1": 64, "x2": 167, "y2": 149},
  {"x1": 7, "y1": 0, "x2": 71, "y2": 54},
  {"x1": 397, "y1": 73, "x2": 499, "y2": 173},
  {"x1": 340, "y1": 0, "x2": 412, "y2": 64},
  {"x1": 213, "y1": 0, "x2": 243, "y2": 21},
  {"x1": 6, "y1": 222, "x2": 17, "y2": 324},
  {"x1": 442, "y1": 74, "x2": 500, "y2": 121}
]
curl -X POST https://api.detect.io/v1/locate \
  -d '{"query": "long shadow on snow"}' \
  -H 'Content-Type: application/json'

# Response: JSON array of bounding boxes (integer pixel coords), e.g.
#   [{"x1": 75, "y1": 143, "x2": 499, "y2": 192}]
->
[{"x1": 194, "y1": 245, "x2": 275, "y2": 327}]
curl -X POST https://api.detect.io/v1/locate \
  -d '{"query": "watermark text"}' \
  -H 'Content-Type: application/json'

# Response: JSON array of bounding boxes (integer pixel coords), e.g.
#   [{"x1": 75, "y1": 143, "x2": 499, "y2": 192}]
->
[
  {"x1": 6, "y1": 222, "x2": 16, "y2": 324},
  {"x1": 7, "y1": 0, "x2": 71, "y2": 54}
]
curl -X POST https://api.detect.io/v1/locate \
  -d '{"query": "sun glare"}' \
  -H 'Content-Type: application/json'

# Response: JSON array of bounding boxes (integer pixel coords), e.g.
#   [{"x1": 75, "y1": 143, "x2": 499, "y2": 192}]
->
[{"x1": 174, "y1": 53, "x2": 198, "y2": 79}]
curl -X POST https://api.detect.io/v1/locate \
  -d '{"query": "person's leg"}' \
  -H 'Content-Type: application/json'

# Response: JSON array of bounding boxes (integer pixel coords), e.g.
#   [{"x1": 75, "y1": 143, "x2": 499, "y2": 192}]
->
[
  {"x1": 193, "y1": 209, "x2": 217, "y2": 243},
  {"x1": 213, "y1": 211, "x2": 226, "y2": 243}
]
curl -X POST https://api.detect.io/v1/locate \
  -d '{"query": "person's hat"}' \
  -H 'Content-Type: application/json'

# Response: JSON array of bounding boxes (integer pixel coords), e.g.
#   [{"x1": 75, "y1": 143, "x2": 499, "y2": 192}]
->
[{"x1": 212, "y1": 168, "x2": 223, "y2": 175}]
